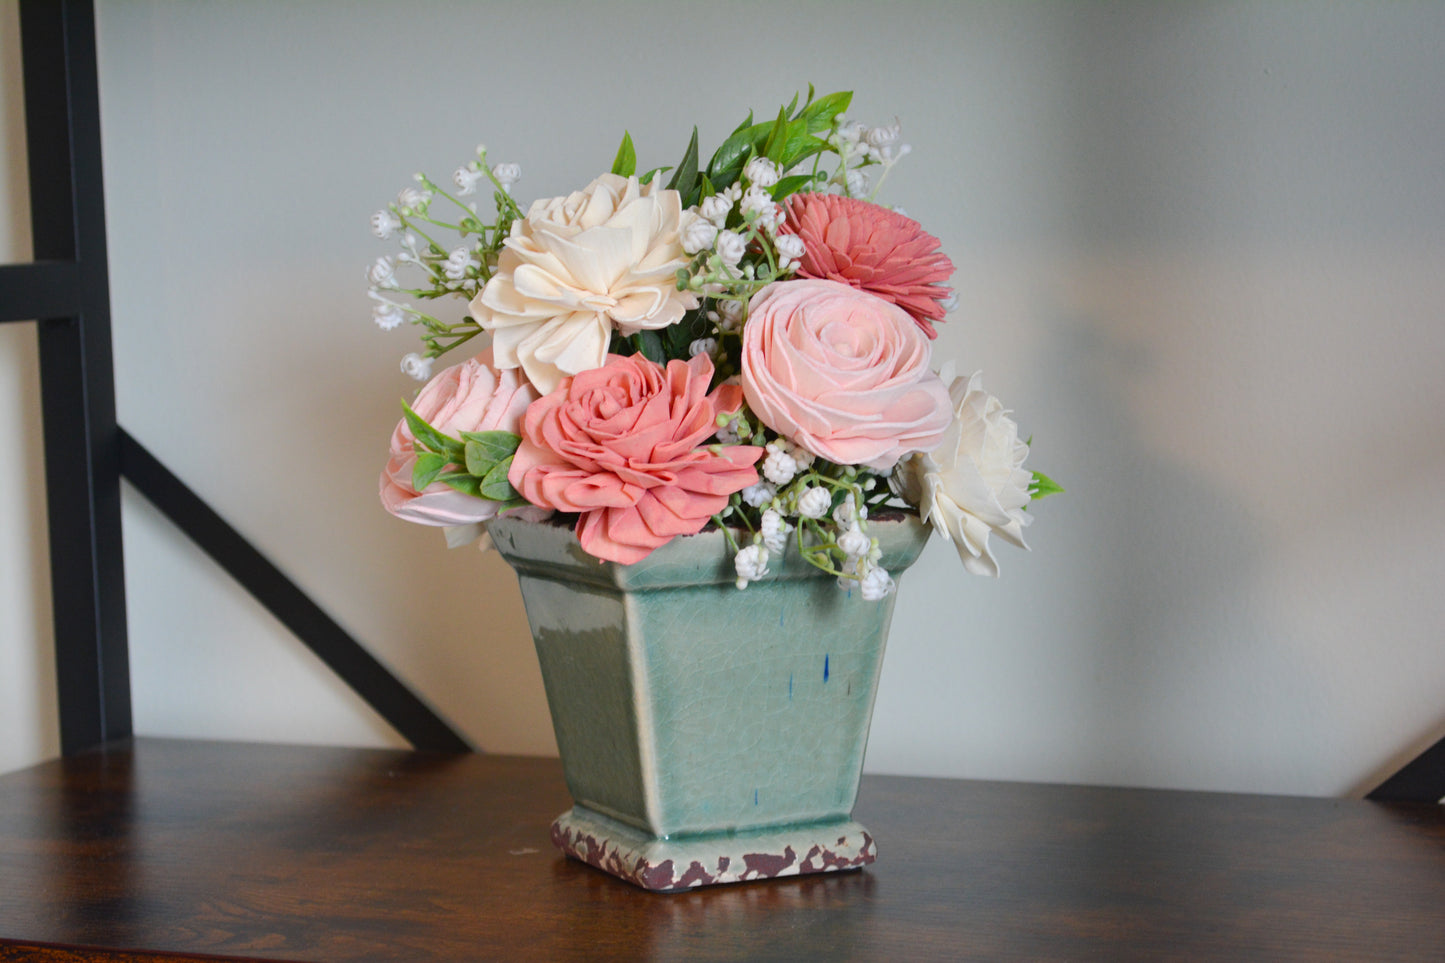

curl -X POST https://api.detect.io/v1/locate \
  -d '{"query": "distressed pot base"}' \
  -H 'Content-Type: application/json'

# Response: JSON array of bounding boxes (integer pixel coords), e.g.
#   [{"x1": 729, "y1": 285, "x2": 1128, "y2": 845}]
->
[{"x1": 551, "y1": 806, "x2": 876, "y2": 893}]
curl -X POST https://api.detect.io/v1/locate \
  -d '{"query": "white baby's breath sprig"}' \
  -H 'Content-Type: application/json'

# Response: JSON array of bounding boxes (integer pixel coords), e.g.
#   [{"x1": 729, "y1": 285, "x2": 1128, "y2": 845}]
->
[
  {"x1": 453, "y1": 163, "x2": 486, "y2": 196},
  {"x1": 741, "y1": 481, "x2": 777, "y2": 508},
  {"x1": 699, "y1": 192, "x2": 733, "y2": 226},
  {"x1": 682, "y1": 218, "x2": 719, "y2": 255},
  {"x1": 370, "y1": 209, "x2": 402, "y2": 239},
  {"x1": 491, "y1": 162, "x2": 521, "y2": 193},
  {"x1": 743, "y1": 156, "x2": 781, "y2": 188},
  {"x1": 734, "y1": 542, "x2": 770, "y2": 590},
  {"x1": 442, "y1": 246, "x2": 480, "y2": 281},
  {"x1": 762, "y1": 442, "x2": 799, "y2": 486},
  {"x1": 366, "y1": 255, "x2": 398, "y2": 289},
  {"x1": 370, "y1": 295, "x2": 406, "y2": 331},
  {"x1": 774, "y1": 234, "x2": 806, "y2": 272},
  {"x1": 715, "y1": 230, "x2": 747, "y2": 268},
  {"x1": 399, "y1": 352, "x2": 433, "y2": 382},
  {"x1": 796, "y1": 486, "x2": 831, "y2": 519},
  {"x1": 760, "y1": 509, "x2": 792, "y2": 553}
]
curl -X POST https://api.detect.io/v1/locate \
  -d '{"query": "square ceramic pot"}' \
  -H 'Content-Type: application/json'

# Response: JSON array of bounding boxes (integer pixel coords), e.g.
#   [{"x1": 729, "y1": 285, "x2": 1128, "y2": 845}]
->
[{"x1": 487, "y1": 512, "x2": 929, "y2": 891}]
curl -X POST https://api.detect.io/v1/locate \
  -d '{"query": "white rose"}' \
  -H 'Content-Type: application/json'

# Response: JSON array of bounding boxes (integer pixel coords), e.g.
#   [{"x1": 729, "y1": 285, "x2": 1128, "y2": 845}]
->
[
  {"x1": 899, "y1": 371, "x2": 1032, "y2": 577},
  {"x1": 470, "y1": 173, "x2": 700, "y2": 393}
]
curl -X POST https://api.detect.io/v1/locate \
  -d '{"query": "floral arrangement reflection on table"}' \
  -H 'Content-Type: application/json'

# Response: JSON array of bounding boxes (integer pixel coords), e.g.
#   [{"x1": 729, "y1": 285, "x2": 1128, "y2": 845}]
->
[{"x1": 368, "y1": 89, "x2": 1059, "y2": 890}]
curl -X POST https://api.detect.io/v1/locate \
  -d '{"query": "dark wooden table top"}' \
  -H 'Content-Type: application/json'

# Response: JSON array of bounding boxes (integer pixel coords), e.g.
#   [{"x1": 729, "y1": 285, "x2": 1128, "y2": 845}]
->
[{"x1": 0, "y1": 739, "x2": 1442, "y2": 962}]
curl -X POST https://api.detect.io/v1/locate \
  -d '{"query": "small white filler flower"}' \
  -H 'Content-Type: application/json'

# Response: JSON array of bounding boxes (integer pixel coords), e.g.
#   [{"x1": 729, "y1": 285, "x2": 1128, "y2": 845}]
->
[
  {"x1": 400, "y1": 352, "x2": 433, "y2": 382},
  {"x1": 681, "y1": 218, "x2": 719, "y2": 255},
  {"x1": 491, "y1": 162, "x2": 521, "y2": 192},
  {"x1": 796, "y1": 486, "x2": 831, "y2": 519},
  {"x1": 734, "y1": 543, "x2": 770, "y2": 590},
  {"x1": 715, "y1": 230, "x2": 747, "y2": 268},
  {"x1": 760, "y1": 509, "x2": 792, "y2": 553}
]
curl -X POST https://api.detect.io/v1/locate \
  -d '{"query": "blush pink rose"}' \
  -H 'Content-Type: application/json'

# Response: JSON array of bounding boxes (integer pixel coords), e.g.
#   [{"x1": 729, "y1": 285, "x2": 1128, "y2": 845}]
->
[
  {"x1": 380, "y1": 348, "x2": 544, "y2": 526},
  {"x1": 507, "y1": 353, "x2": 764, "y2": 564},
  {"x1": 740, "y1": 278, "x2": 953, "y2": 471},
  {"x1": 780, "y1": 193, "x2": 955, "y2": 338}
]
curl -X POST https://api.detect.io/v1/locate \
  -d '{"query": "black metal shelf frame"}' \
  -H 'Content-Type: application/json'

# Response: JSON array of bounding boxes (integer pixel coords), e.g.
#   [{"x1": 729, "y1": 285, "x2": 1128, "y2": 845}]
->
[
  {"x1": 2, "y1": 0, "x2": 466, "y2": 754},
  {"x1": 2, "y1": 0, "x2": 1436, "y2": 792}
]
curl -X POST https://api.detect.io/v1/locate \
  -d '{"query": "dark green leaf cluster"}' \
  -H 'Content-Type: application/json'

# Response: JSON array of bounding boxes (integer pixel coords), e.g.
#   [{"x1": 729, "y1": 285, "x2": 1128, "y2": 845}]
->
[
  {"x1": 401, "y1": 401, "x2": 529, "y2": 510},
  {"x1": 607, "y1": 87, "x2": 853, "y2": 210}
]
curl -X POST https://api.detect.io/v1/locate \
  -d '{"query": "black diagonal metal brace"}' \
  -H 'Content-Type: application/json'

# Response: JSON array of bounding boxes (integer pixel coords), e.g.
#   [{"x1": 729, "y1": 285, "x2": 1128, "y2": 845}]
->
[
  {"x1": 117, "y1": 429, "x2": 470, "y2": 752},
  {"x1": 1368, "y1": 733, "x2": 1445, "y2": 804}
]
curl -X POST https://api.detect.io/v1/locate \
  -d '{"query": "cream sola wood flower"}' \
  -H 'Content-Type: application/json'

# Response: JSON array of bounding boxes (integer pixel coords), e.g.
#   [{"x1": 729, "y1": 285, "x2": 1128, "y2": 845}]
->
[
  {"x1": 469, "y1": 173, "x2": 700, "y2": 394},
  {"x1": 895, "y1": 369, "x2": 1033, "y2": 577}
]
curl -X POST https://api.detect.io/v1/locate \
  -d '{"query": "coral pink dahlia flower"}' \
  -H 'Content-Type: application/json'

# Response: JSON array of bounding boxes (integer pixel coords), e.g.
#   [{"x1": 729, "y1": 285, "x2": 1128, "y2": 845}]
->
[
  {"x1": 780, "y1": 193, "x2": 955, "y2": 339},
  {"x1": 507, "y1": 353, "x2": 763, "y2": 564}
]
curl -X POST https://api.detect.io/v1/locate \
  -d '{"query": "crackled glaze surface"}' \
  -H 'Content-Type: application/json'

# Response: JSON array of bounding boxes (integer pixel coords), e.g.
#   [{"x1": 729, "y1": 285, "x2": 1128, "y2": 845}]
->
[{"x1": 488, "y1": 514, "x2": 928, "y2": 889}]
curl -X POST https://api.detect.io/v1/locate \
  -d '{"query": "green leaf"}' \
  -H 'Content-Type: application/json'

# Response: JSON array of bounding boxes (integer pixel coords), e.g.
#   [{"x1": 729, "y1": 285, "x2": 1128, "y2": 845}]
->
[
  {"x1": 782, "y1": 133, "x2": 833, "y2": 172},
  {"x1": 631, "y1": 330, "x2": 665, "y2": 364},
  {"x1": 705, "y1": 120, "x2": 772, "y2": 187},
  {"x1": 479, "y1": 456, "x2": 519, "y2": 501},
  {"x1": 761, "y1": 105, "x2": 791, "y2": 162},
  {"x1": 461, "y1": 430, "x2": 522, "y2": 474},
  {"x1": 492, "y1": 496, "x2": 533, "y2": 515},
  {"x1": 411, "y1": 451, "x2": 450, "y2": 492},
  {"x1": 664, "y1": 127, "x2": 700, "y2": 205},
  {"x1": 610, "y1": 130, "x2": 637, "y2": 177},
  {"x1": 440, "y1": 473, "x2": 482, "y2": 497},
  {"x1": 402, "y1": 400, "x2": 464, "y2": 459},
  {"x1": 728, "y1": 110, "x2": 755, "y2": 137},
  {"x1": 770, "y1": 172, "x2": 821, "y2": 202},
  {"x1": 1029, "y1": 470, "x2": 1064, "y2": 500},
  {"x1": 797, "y1": 90, "x2": 852, "y2": 132},
  {"x1": 662, "y1": 310, "x2": 707, "y2": 358},
  {"x1": 638, "y1": 165, "x2": 671, "y2": 185}
]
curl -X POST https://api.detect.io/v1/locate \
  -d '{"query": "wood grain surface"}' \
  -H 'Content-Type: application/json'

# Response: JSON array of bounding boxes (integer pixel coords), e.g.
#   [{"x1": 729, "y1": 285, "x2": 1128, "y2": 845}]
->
[{"x1": 1, "y1": 739, "x2": 1442, "y2": 961}]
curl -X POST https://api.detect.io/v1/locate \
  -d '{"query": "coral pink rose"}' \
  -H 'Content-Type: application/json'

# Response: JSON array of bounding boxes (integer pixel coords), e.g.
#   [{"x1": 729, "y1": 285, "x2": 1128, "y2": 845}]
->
[
  {"x1": 780, "y1": 193, "x2": 954, "y2": 338},
  {"x1": 741, "y1": 278, "x2": 953, "y2": 471},
  {"x1": 508, "y1": 353, "x2": 763, "y2": 564},
  {"x1": 380, "y1": 348, "x2": 544, "y2": 526}
]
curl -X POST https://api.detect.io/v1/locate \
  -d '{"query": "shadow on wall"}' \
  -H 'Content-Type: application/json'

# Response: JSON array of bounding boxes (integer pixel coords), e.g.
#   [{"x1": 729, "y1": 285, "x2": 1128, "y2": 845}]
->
[{"x1": 1035, "y1": 311, "x2": 1324, "y2": 794}]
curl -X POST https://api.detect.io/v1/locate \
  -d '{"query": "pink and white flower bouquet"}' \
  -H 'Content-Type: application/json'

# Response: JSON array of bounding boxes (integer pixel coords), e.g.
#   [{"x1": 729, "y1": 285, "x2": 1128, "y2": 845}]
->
[{"x1": 370, "y1": 89, "x2": 1058, "y2": 597}]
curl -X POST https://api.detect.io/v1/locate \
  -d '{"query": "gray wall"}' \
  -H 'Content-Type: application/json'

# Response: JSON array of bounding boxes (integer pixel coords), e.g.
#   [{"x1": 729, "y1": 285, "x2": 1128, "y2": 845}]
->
[{"x1": 4, "y1": 1, "x2": 1444, "y2": 796}]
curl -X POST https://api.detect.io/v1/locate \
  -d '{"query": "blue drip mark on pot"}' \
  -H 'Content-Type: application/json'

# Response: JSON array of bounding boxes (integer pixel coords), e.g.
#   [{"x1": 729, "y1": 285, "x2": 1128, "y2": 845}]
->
[
  {"x1": 754, "y1": 789, "x2": 759, "y2": 806},
  {"x1": 824, "y1": 654, "x2": 830, "y2": 682},
  {"x1": 788, "y1": 673, "x2": 793, "y2": 699}
]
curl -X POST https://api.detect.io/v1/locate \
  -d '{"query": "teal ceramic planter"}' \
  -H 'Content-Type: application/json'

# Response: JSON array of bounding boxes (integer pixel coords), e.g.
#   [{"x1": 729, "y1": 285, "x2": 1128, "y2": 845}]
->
[{"x1": 487, "y1": 512, "x2": 930, "y2": 892}]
